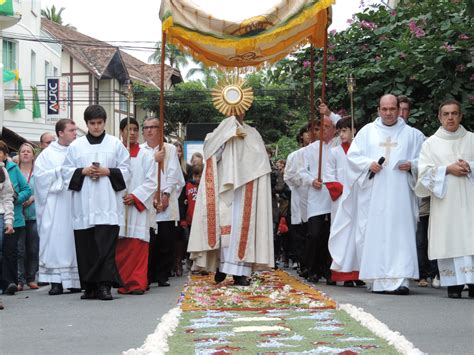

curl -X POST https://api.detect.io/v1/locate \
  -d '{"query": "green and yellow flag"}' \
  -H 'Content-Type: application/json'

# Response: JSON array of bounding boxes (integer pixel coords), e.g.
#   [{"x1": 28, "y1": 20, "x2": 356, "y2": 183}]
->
[
  {"x1": 15, "y1": 78, "x2": 25, "y2": 110},
  {"x1": 0, "y1": 0, "x2": 14, "y2": 17},
  {"x1": 31, "y1": 86, "x2": 41, "y2": 119}
]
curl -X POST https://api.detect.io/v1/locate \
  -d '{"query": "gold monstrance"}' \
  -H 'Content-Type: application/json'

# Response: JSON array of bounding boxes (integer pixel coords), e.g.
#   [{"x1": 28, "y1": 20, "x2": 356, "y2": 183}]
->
[{"x1": 211, "y1": 77, "x2": 254, "y2": 116}]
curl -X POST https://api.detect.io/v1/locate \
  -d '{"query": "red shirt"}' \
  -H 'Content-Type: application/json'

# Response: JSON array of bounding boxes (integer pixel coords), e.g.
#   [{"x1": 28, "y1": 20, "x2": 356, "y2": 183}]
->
[{"x1": 185, "y1": 180, "x2": 199, "y2": 225}]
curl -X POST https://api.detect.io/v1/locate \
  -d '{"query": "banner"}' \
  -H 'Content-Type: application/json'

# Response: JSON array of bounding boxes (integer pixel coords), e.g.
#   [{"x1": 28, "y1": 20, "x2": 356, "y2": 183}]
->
[
  {"x1": 46, "y1": 77, "x2": 69, "y2": 122},
  {"x1": 0, "y1": 0, "x2": 14, "y2": 17}
]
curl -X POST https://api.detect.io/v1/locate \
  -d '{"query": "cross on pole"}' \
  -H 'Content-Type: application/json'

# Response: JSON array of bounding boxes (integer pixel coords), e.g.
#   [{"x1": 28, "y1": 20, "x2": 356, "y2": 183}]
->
[{"x1": 379, "y1": 136, "x2": 397, "y2": 166}]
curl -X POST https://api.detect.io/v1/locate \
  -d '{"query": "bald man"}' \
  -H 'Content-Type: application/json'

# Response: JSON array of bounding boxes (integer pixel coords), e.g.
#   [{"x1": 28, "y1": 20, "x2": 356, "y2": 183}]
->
[{"x1": 329, "y1": 94, "x2": 424, "y2": 295}]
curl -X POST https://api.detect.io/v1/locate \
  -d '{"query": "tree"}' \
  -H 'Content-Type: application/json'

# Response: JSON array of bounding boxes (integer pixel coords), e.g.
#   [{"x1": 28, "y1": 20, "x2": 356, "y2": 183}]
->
[
  {"x1": 148, "y1": 43, "x2": 190, "y2": 70},
  {"x1": 41, "y1": 5, "x2": 67, "y2": 25},
  {"x1": 185, "y1": 60, "x2": 224, "y2": 89},
  {"x1": 270, "y1": 0, "x2": 473, "y2": 139}
]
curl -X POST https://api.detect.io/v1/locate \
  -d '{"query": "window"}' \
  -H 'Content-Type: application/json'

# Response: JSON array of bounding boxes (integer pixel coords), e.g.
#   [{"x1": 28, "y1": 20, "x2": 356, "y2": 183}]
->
[
  {"x1": 30, "y1": 50, "x2": 36, "y2": 86},
  {"x1": 53, "y1": 67, "x2": 59, "y2": 76},
  {"x1": 2, "y1": 41, "x2": 17, "y2": 71},
  {"x1": 45, "y1": 61, "x2": 51, "y2": 79}
]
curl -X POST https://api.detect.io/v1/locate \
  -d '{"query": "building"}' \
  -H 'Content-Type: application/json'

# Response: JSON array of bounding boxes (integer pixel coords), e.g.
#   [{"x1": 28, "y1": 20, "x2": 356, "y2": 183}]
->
[
  {"x1": 1, "y1": 1, "x2": 182, "y2": 149},
  {"x1": 41, "y1": 18, "x2": 182, "y2": 137},
  {"x1": 1, "y1": 0, "x2": 62, "y2": 147}
]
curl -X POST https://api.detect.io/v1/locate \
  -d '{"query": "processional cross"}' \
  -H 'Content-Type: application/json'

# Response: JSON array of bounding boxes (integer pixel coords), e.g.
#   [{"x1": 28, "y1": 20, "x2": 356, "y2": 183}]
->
[{"x1": 379, "y1": 136, "x2": 397, "y2": 166}]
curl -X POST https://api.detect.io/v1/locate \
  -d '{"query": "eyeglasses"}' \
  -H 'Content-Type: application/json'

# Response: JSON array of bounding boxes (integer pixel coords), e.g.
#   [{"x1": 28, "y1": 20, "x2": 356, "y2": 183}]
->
[
  {"x1": 44, "y1": 141, "x2": 54, "y2": 145},
  {"x1": 142, "y1": 125, "x2": 159, "y2": 130}
]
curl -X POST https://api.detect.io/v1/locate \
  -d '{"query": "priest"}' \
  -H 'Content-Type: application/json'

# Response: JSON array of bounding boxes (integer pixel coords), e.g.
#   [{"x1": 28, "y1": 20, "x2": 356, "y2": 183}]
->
[
  {"x1": 415, "y1": 99, "x2": 473, "y2": 299},
  {"x1": 116, "y1": 118, "x2": 157, "y2": 295},
  {"x1": 63, "y1": 105, "x2": 131, "y2": 301},
  {"x1": 330, "y1": 94, "x2": 424, "y2": 295},
  {"x1": 187, "y1": 112, "x2": 274, "y2": 286},
  {"x1": 35, "y1": 119, "x2": 81, "y2": 295}
]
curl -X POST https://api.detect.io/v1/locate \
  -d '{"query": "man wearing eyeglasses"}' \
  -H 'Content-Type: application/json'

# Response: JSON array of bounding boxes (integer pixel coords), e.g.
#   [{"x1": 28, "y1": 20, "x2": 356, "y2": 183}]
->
[
  {"x1": 39, "y1": 132, "x2": 55, "y2": 150},
  {"x1": 141, "y1": 117, "x2": 185, "y2": 288}
]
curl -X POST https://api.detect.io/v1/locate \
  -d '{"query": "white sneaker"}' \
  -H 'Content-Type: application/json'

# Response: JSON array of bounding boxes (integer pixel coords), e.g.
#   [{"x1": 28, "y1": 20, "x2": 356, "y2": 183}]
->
[{"x1": 431, "y1": 276, "x2": 441, "y2": 289}]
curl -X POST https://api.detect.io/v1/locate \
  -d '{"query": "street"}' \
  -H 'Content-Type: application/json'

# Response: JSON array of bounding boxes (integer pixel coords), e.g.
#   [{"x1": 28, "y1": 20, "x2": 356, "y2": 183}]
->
[{"x1": 1, "y1": 273, "x2": 473, "y2": 355}]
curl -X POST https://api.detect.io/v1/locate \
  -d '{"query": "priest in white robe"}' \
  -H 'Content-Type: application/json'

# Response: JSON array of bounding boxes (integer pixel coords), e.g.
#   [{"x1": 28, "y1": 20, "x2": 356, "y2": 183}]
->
[
  {"x1": 330, "y1": 95, "x2": 424, "y2": 295},
  {"x1": 188, "y1": 113, "x2": 274, "y2": 286},
  {"x1": 62, "y1": 105, "x2": 131, "y2": 301},
  {"x1": 35, "y1": 119, "x2": 80, "y2": 295},
  {"x1": 415, "y1": 99, "x2": 473, "y2": 299},
  {"x1": 116, "y1": 118, "x2": 157, "y2": 295}
]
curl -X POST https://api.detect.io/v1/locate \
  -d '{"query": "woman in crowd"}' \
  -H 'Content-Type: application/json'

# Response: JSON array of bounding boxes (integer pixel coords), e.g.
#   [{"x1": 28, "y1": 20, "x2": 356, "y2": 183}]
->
[
  {"x1": 17, "y1": 143, "x2": 40, "y2": 290},
  {"x1": 0, "y1": 140, "x2": 31, "y2": 296},
  {"x1": 0, "y1": 147, "x2": 15, "y2": 310}
]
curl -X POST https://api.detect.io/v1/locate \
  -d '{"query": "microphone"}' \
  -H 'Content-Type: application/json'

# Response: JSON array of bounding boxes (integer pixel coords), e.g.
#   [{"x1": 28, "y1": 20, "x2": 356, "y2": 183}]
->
[{"x1": 369, "y1": 157, "x2": 385, "y2": 180}]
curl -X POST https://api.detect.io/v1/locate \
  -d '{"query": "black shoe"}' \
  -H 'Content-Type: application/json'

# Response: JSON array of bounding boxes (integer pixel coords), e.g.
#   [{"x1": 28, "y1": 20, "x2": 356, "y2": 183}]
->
[
  {"x1": 468, "y1": 285, "x2": 474, "y2": 298},
  {"x1": 354, "y1": 280, "x2": 366, "y2": 287},
  {"x1": 97, "y1": 284, "x2": 113, "y2": 300},
  {"x1": 233, "y1": 275, "x2": 250, "y2": 286},
  {"x1": 81, "y1": 288, "x2": 97, "y2": 300},
  {"x1": 343, "y1": 281, "x2": 355, "y2": 287},
  {"x1": 214, "y1": 269, "x2": 227, "y2": 283},
  {"x1": 307, "y1": 275, "x2": 320, "y2": 283},
  {"x1": 157, "y1": 280, "x2": 170, "y2": 287},
  {"x1": 37, "y1": 282, "x2": 49, "y2": 287},
  {"x1": 68, "y1": 288, "x2": 82, "y2": 293},
  {"x1": 386, "y1": 286, "x2": 410, "y2": 295},
  {"x1": 130, "y1": 289, "x2": 145, "y2": 295},
  {"x1": 4, "y1": 283, "x2": 18, "y2": 295},
  {"x1": 48, "y1": 283, "x2": 64, "y2": 296},
  {"x1": 447, "y1": 285, "x2": 463, "y2": 299}
]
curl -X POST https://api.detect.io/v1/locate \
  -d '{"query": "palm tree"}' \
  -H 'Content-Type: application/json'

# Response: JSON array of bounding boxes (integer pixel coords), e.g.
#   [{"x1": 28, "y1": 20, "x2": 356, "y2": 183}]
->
[
  {"x1": 148, "y1": 43, "x2": 190, "y2": 70},
  {"x1": 186, "y1": 60, "x2": 224, "y2": 89},
  {"x1": 41, "y1": 5, "x2": 67, "y2": 25}
]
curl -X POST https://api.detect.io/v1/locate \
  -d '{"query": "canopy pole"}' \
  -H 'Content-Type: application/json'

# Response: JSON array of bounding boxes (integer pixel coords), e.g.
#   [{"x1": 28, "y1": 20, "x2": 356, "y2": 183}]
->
[
  {"x1": 317, "y1": 20, "x2": 329, "y2": 182},
  {"x1": 156, "y1": 31, "x2": 166, "y2": 208},
  {"x1": 309, "y1": 46, "x2": 316, "y2": 143}
]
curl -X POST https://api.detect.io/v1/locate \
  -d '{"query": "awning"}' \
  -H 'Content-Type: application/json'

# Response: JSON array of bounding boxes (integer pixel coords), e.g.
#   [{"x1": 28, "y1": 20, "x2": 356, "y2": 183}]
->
[{"x1": 160, "y1": 0, "x2": 334, "y2": 68}]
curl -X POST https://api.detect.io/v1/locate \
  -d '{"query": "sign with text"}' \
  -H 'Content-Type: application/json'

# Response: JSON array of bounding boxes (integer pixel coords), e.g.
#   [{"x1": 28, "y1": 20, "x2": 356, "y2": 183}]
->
[{"x1": 46, "y1": 77, "x2": 69, "y2": 122}]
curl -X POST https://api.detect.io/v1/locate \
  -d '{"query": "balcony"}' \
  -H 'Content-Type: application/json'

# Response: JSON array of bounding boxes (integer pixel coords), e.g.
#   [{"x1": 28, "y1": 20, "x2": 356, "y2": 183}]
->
[{"x1": 0, "y1": 13, "x2": 21, "y2": 30}]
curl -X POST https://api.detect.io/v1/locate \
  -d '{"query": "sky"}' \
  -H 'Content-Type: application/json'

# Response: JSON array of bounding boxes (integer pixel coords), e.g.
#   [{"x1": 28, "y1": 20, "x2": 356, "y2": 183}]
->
[{"x1": 41, "y1": 0, "x2": 381, "y2": 75}]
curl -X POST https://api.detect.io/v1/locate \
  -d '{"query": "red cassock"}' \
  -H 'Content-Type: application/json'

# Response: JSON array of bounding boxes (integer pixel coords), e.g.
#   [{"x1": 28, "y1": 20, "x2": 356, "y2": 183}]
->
[{"x1": 116, "y1": 238, "x2": 149, "y2": 293}]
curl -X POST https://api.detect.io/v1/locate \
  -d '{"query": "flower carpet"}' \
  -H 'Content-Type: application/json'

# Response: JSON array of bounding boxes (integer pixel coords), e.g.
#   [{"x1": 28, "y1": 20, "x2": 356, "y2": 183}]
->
[
  {"x1": 125, "y1": 270, "x2": 422, "y2": 354},
  {"x1": 162, "y1": 270, "x2": 402, "y2": 354}
]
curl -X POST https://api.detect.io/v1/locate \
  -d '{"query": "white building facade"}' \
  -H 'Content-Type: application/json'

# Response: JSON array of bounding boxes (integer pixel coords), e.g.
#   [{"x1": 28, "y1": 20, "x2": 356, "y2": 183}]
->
[{"x1": 1, "y1": 0, "x2": 61, "y2": 143}]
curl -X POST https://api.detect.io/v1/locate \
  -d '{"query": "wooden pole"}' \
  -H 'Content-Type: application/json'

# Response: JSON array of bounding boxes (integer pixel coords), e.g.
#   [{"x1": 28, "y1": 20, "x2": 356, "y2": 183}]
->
[
  {"x1": 317, "y1": 18, "x2": 329, "y2": 181},
  {"x1": 124, "y1": 80, "x2": 132, "y2": 236},
  {"x1": 309, "y1": 46, "x2": 315, "y2": 143},
  {"x1": 156, "y1": 31, "x2": 166, "y2": 208}
]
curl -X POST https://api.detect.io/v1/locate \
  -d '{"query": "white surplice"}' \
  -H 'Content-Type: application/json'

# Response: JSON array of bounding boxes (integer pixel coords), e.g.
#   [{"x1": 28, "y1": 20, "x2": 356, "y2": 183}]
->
[
  {"x1": 329, "y1": 118, "x2": 424, "y2": 291},
  {"x1": 298, "y1": 141, "x2": 332, "y2": 219},
  {"x1": 62, "y1": 134, "x2": 131, "y2": 229},
  {"x1": 34, "y1": 141, "x2": 80, "y2": 288},
  {"x1": 140, "y1": 142, "x2": 185, "y2": 227},
  {"x1": 187, "y1": 116, "x2": 274, "y2": 274},
  {"x1": 415, "y1": 125, "x2": 474, "y2": 286},
  {"x1": 325, "y1": 144, "x2": 349, "y2": 220},
  {"x1": 119, "y1": 145, "x2": 157, "y2": 242},
  {"x1": 284, "y1": 148, "x2": 308, "y2": 225}
]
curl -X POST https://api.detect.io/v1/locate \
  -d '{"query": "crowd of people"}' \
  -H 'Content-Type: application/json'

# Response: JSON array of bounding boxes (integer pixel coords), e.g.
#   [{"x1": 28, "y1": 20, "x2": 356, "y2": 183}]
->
[
  {"x1": 0, "y1": 94, "x2": 472, "y2": 310},
  {"x1": 0, "y1": 105, "x2": 206, "y2": 309},
  {"x1": 281, "y1": 95, "x2": 472, "y2": 298}
]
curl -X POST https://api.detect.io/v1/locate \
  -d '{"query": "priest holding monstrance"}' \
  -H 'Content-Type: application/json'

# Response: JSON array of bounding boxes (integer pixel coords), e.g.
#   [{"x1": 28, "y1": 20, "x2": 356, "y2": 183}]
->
[{"x1": 187, "y1": 78, "x2": 274, "y2": 286}]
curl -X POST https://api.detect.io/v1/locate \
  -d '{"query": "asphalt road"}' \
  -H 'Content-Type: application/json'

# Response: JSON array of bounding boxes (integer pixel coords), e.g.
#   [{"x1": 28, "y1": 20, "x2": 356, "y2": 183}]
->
[{"x1": 1, "y1": 272, "x2": 473, "y2": 355}]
